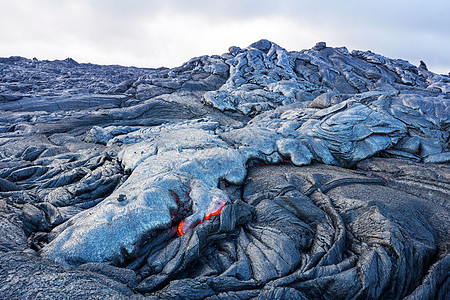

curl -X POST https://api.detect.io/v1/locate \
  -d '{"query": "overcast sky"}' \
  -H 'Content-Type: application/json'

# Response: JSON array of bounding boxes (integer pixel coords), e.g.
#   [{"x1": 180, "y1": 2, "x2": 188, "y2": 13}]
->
[{"x1": 1, "y1": 0, "x2": 449, "y2": 74}]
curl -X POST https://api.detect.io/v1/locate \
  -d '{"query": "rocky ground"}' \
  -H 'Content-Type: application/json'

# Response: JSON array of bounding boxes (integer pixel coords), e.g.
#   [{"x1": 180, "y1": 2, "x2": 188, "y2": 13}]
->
[{"x1": 0, "y1": 40, "x2": 449, "y2": 299}]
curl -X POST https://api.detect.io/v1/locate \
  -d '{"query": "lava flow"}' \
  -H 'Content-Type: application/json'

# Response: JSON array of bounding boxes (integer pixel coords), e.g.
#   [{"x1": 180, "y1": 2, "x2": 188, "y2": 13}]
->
[
  {"x1": 177, "y1": 220, "x2": 184, "y2": 236},
  {"x1": 177, "y1": 203, "x2": 226, "y2": 236}
]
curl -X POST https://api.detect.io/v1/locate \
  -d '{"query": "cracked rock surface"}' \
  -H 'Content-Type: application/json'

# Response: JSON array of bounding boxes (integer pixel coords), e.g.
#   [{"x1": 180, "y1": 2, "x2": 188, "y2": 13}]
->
[{"x1": 1, "y1": 40, "x2": 449, "y2": 299}]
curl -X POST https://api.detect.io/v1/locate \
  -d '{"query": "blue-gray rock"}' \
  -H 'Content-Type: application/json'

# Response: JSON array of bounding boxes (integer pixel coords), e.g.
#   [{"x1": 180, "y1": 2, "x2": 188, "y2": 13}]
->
[{"x1": 0, "y1": 40, "x2": 449, "y2": 299}]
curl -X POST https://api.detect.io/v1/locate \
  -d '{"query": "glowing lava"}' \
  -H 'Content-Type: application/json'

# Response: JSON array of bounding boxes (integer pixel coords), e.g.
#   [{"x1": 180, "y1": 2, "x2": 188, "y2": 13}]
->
[
  {"x1": 177, "y1": 220, "x2": 184, "y2": 236},
  {"x1": 177, "y1": 202, "x2": 226, "y2": 236},
  {"x1": 202, "y1": 205, "x2": 224, "y2": 221}
]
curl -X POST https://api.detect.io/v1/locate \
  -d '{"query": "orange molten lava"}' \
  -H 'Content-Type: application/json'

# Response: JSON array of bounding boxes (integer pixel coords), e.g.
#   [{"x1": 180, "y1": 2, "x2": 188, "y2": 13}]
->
[
  {"x1": 203, "y1": 205, "x2": 224, "y2": 221},
  {"x1": 177, "y1": 203, "x2": 226, "y2": 237},
  {"x1": 178, "y1": 220, "x2": 184, "y2": 236}
]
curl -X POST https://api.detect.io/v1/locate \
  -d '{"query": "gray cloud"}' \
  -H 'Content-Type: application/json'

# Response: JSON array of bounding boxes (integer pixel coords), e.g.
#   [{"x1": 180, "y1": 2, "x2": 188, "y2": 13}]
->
[{"x1": 0, "y1": 0, "x2": 449, "y2": 73}]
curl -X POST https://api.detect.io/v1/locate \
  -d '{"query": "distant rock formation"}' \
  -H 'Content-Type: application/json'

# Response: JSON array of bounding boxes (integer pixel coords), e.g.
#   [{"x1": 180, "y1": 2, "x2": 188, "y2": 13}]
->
[{"x1": 0, "y1": 40, "x2": 449, "y2": 299}]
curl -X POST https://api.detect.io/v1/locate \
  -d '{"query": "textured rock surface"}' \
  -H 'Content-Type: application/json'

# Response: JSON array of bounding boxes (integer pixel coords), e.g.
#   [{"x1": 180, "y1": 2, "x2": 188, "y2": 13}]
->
[{"x1": 0, "y1": 40, "x2": 449, "y2": 299}]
